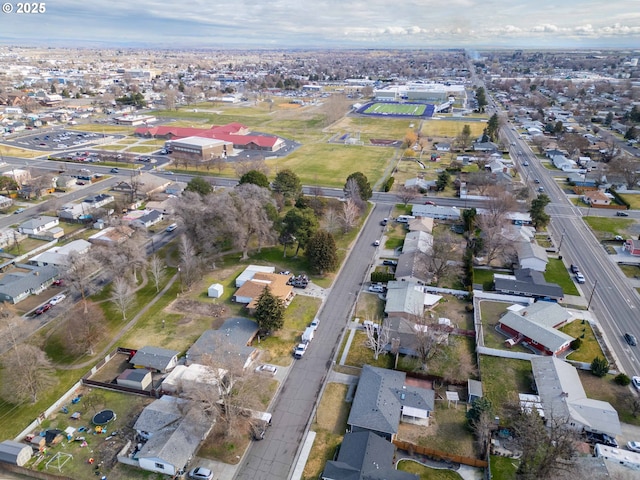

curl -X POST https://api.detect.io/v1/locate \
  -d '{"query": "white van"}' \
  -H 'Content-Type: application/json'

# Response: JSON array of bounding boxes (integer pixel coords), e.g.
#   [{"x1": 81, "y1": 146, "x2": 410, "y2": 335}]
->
[
  {"x1": 166, "y1": 223, "x2": 178, "y2": 232},
  {"x1": 396, "y1": 215, "x2": 415, "y2": 223}
]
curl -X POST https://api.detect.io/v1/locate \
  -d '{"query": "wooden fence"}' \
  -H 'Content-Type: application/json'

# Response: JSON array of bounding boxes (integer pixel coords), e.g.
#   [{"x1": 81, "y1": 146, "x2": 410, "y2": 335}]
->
[{"x1": 393, "y1": 439, "x2": 488, "y2": 469}]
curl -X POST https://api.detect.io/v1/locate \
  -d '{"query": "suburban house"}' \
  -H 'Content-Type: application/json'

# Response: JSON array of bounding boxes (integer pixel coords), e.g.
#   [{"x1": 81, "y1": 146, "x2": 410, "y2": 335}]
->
[
  {"x1": 17, "y1": 216, "x2": 59, "y2": 236},
  {"x1": 129, "y1": 209, "x2": 164, "y2": 229},
  {"x1": 404, "y1": 177, "x2": 436, "y2": 191},
  {"x1": 88, "y1": 225, "x2": 135, "y2": 246},
  {"x1": 0, "y1": 264, "x2": 59, "y2": 304},
  {"x1": 384, "y1": 281, "x2": 442, "y2": 318},
  {"x1": 131, "y1": 396, "x2": 213, "y2": 476},
  {"x1": 130, "y1": 346, "x2": 180, "y2": 373},
  {"x1": 515, "y1": 241, "x2": 548, "y2": 272},
  {"x1": 161, "y1": 363, "x2": 230, "y2": 398},
  {"x1": 402, "y1": 231, "x2": 433, "y2": 255},
  {"x1": 321, "y1": 431, "x2": 418, "y2": 480},
  {"x1": 411, "y1": 204, "x2": 461, "y2": 221},
  {"x1": 498, "y1": 302, "x2": 574, "y2": 355},
  {"x1": 550, "y1": 155, "x2": 577, "y2": 171},
  {"x1": 58, "y1": 194, "x2": 114, "y2": 221},
  {"x1": 624, "y1": 239, "x2": 640, "y2": 256},
  {"x1": 530, "y1": 356, "x2": 621, "y2": 438},
  {"x1": 567, "y1": 174, "x2": 597, "y2": 188},
  {"x1": 29, "y1": 239, "x2": 91, "y2": 268},
  {"x1": 235, "y1": 265, "x2": 276, "y2": 287},
  {"x1": 435, "y1": 142, "x2": 451, "y2": 152},
  {"x1": 394, "y1": 250, "x2": 432, "y2": 285},
  {"x1": 581, "y1": 190, "x2": 611, "y2": 206},
  {"x1": 347, "y1": 365, "x2": 435, "y2": 441},
  {"x1": 383, "y1": 316, "x2": 447, "y2": 357},
  {"x1": 186, "y1": 317, "x2": 259, "y2": 370},
  {"x1": 0, "y1": 195, "x2": 12, "y2": 210},
  {"x1": 472, "y1": 141, "x2": 498, "y2": 153},
  {"x1": 494, "y1": 269, "x2": 564, "y2": 301},
  {"x1": 233, "y1": 272, "x2": 294, "y2": 310},
  {"x1": 407, "y1": 217, "x2": 434, "y2": 234}
]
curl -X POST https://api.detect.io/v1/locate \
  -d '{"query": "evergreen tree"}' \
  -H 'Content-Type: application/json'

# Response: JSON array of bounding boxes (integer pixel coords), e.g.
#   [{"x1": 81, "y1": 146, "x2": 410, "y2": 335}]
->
[
  {"x1": 529, "y1": 194, "x2": 551, "y2": 229},
  {"x1": 344, "y1": 172, "x2": 372, "y2": 200},
  {"x1": 436, "y1": 170, "x2": 450, "y2": 192},
  {"x1": 604, "y1": 112, "x2": 614, "y2": 126},
  {"x1": 306, "y1": 230, "x2": 338, "y2": 274},
  {"x1": 281, "y1": 207, "x2": 319, "y2": 257},
  {"x1": 487, "y1": 113, "x2": 500, "y2": 141},
  {"x1": 591, "y1": 356, "x2": 609, "y2": 377},
  {"x1": 185, "y1": 176, "x2": 213, "y2": 196},
  {"x1": 254, "y1": 286, "x2": 285, "y2": 333},
  {"x1": 239, "y1": 170, "x2": 270, "y2": 188},
  {"x1": 272, "y1": 169, "x2": 302, "y2": 198},
  {"x1": 624, "y1": 126, "x2": 638, "y2": 141}
]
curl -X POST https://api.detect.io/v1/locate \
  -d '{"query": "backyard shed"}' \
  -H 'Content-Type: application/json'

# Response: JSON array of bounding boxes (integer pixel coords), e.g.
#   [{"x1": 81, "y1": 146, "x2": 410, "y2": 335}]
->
[
  {"x1": 0, "y1": 440, "x2": 32, "y2": 466},
  {"x1": 117, "y1": 368, "x2": 153, "y2": 390},
  {"x1": 207, "y1": 283, "x2": 224, "y2": 298}
]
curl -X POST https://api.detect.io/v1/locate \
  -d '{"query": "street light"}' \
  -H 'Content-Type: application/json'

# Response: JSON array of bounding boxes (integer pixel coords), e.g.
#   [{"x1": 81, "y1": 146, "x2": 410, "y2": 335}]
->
[{"x1": 557, "y1": 230, "x2": 566, "y2": 254}]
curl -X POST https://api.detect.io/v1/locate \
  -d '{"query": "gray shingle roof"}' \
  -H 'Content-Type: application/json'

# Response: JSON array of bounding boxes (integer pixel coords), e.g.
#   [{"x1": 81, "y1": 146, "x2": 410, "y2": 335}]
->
[
  {"x1": 0, "y1": 264, "x2": 59, "y2": 300},
  {"x1": 384, "y1": 281, "x2": 426, "y2": 317},
  {"x1": 186, "y1": 317, "x2": 258, "y2": 365},
  {"x1": 131, "y1": 346, "x2": 179, "y2": 372},
  {"x1": 494, "y1": 269, "x2": 564, "y2": 299}
]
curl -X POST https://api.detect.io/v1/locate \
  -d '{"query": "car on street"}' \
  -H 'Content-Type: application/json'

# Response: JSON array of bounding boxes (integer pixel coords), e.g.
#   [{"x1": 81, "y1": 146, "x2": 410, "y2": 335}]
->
[
  {"x1": 294, "y1": 342, "x2": 308, "y2": 359},
  {"x1": 522, "y1": 161, "x2": 529, "y2": 166},
  {"x1": 35, "y1": 304, "x2": 51, "y2": 315},
  {"x1": 616, "y1": 211, "x2": 629, "y2": 216},
  {"x1": 53, "y1": 279, "x2": 64, "y2": 286},
  {"x1": 255, "y1": 364, "x2": 278, "y2": 375},
  {"x1": 575, "y1": 272, "x2": 586, "y2": 284},
  {"x1": 534, "y1": 178, "x2": 540, "y2": 184},
  {"x1": 537, "y1": 186, "x2": 544, "y2": 192},
  {"x1": 188, "y1": 467, "x2": 213, "y2": 480},
  {"x1": 110, "y1": 168, "x2": 120, "y2": 173},
  {"x1": 380, "y1": 218, "x2": 388, "y2": 226},
  {"x1": 251, "y1": 421, "x2": 268, "y2": 441},
  {"x1": 424, "y1": 200, "x2": 437, "y2": 206},
  {"x1": 310, "y1": 318, "x2": 320, "y2": 330},
  {"x1": 373, "y1": 240, "x2": 380, "y2": 246},
  {"x1": 49, "y1": 294, "x2": 66, "y2": 305},
  {"x1": 166, "y1": 223, "x2": 178, "y2": 232},
  {"x1": 625, "y1": 333, "x2": 638, "y2": 346},
  {"x1": 14, "y1": 208, "x2": 25, "y2": 214},
  {"x1": 628, "y1": 441, "x2": 640, "y2": 453},
  {"x1": 632, "y1": 376, "x2": 640, "y2": 390},
  {"x1": 570, "y1": 264, "x2": 580, "y2": 274}
]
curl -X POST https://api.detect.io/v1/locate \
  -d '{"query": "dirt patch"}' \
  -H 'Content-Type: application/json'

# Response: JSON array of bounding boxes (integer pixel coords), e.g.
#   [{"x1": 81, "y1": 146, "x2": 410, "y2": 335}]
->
[{"x1": 168, "y1": 298, "x2": 227, "y2": 319}]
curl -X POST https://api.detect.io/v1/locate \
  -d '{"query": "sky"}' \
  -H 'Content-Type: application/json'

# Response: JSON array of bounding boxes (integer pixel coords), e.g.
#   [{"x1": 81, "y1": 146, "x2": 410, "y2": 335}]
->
[{"x1": 0, "y1": 0, "x2": 639, "y2": 49}]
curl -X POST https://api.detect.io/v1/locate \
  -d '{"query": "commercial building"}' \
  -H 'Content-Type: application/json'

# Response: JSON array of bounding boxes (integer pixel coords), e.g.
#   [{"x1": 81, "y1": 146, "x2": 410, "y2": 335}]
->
[{"x1": 170, "y1": 136, "x2": 233, "y2": 162}]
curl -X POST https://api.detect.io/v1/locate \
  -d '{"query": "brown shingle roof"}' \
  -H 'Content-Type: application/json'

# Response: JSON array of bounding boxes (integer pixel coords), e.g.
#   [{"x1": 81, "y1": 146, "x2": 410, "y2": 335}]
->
[{"x1": 234, "y1": 272, "x2": 293, "y2": 308}]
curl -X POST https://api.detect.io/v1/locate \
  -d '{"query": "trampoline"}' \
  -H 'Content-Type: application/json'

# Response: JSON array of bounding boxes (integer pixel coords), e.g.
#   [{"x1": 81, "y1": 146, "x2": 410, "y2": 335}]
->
[{"x1": 92, "y1": 409, "x2": 116, "y2": 426}]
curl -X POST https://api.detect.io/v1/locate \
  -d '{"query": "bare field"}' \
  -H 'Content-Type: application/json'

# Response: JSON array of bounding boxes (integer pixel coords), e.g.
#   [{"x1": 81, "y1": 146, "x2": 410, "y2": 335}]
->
[{"x1": 420, "y1": 119, "x2": 487, "y2": 138}]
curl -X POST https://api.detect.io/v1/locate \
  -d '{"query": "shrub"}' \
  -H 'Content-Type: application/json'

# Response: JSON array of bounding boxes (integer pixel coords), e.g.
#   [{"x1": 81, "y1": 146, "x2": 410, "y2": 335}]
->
[
  {"x1": 371, "y1": 271, "x2": 395, "y2": 283},
  {"x1": 615, "y1": 373, "x2": 631, "y2": 386},
  {"x1": 570, "y1": 338, "x2": 582, "y2": 350},
  {"x1": 590, "y1": 356, "x2": 609, "y2": 377}
]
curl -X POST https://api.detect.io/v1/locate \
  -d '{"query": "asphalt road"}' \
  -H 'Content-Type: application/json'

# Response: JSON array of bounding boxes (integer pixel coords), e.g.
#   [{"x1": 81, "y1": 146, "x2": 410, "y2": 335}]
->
[
  {"x1": 505, "y1": 123, "x2": 640, "y2": 378},
  {"x1": 234, "y1": 203, "x2": 393, "y2": 480}
]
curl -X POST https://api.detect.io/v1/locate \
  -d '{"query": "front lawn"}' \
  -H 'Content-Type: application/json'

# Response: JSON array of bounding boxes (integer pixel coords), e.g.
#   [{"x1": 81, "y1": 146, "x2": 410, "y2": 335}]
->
[
  {"x1": 584, "y1": 216, "x2": 634, "y2": 239},
  {"x1": 578, "y1": 371, "x2": 640, "y2": 426},
  {"x1": 342, "y1": 330, "x2": 394, "y2": 369},
  {"x1": 560, "y1": 320, "x2": 603, "y2": 363},
  {"x1": 490, "y1": 455, "x2": 518, "y2": 480},
  {"x1": 544, "y1": 258, "x2": 579, "y2": 296}
]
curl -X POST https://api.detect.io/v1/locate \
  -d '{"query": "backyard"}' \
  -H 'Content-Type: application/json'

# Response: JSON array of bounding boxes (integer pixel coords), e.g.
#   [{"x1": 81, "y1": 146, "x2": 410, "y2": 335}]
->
[
  {"x1": 479, "y1": 356, "x2": 534, "y2": 417},
  {"x1": 560, "y1": 320, "x2": 603, "y2": 363},
  {"x1": 479, "y1": 300, "x2": 531, "y2": 354}
]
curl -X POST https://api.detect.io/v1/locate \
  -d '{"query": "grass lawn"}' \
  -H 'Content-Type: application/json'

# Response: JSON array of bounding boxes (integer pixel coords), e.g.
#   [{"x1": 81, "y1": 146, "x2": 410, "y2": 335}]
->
[
  {"x1": 578, "y1": 370, "x2": 640, "y2": 426},
  {"x1": 479, "y1": 301, "x2": 530, "y2": 354},
  {"x1": 584, "y1": 216, "x2": 634, "y2": 239},
  {"x1": 490, "y1": 455, "x2": 519, "y2": 480},
  {"x1": 479, "y1": 355, "x2": 534, "y2": 416},
  {"x1": 618, "y1": 263, "x2": 640, "y2": 278},
  {"x1": 397, "y1": 461, "x2": 463, "y2": 480},
  {"x1": 270, "y1": 143, "x2": 392, "y2": 188},
  {"x1": 72, "y1": 124, "x2": 135, "y2": 134},
  {"x1": 124, "y1": 145, "x2": 160, "y2": 153},
  {"x1": 561, "y1": 320, "x2": 603, "y2": 363},
  {"x1": 304, "y1": 382, "x2": 350, "y2": 480},
  {"x1": 355, "y1": 293, "x2": 385, "y2": 321},
  {"x1": 544, "y1": 257, "x2": 579, "y2": 296},
  {"x1": 473, "y1": 268, "x2": 499, "y2": 289},
  {"x1": 0, "y1": 145, "x2": 48, "y2": 158},
  {"x1": 420, "y1": 120, "x2": 486, "y2": 138},
  {"x1": 617, "y1": 194, "x2": 640, "y2": 209},
  {"x1": 535, "y1": 234, "x2": 552, "y2": 248},
  {"x1": 343, "y1": 330, "x2": 395, "y2": 369},
  {"x1": 424, "y1": 336, "x2": 478, "y2": 383},
  {"x1": 3, "y1": 237, "x2": 50, "y2": 255},
  {"x1": 327, "y1": 116, "x2": 416, "y2": 143}
]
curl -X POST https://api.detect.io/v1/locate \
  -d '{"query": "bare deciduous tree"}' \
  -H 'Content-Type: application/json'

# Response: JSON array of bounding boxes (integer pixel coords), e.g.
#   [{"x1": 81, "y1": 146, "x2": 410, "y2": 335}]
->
[
  {"x1": 110, "y1": 277, "x2": 135, "y2": 321},
  {"x1": 148, "y1": 254, "x2": 166, "y2": 293},
  {"x1": 65, "y1": 252, "x2": 99, "y2": 313},
  {"x1": 321, "y1": 207, "x2": 341, "y2": 235},
  {"x1": 340, "y1": 199, "x2": 360, "y2": 233},
  {"x1": 65, "y1": 301, "x2": 107, "y2": 356},
  {"x1": 364, "y1": 316, "x2": 390, "y2": 360},
  {"x1": 427, "y1": 231, "x2": 459, "y2": 284},
  {"x1": 0, "y1": 345, "x2": 56, "y2": 404},
  {"x1": 179, "y1": 234, "x2": 202, "y2": 290},
  {"x1": 396, "y1": 186, "x2": 420, "y2": 206},
  {"x1": 610, "y1": 155, "x2": 640, "y2": 189}
]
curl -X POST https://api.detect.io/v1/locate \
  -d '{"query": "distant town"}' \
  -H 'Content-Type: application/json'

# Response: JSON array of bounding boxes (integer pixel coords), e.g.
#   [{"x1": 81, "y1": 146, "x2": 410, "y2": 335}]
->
[{"x1": 0, "y1": 47, "x2": 639, "y2": 480}]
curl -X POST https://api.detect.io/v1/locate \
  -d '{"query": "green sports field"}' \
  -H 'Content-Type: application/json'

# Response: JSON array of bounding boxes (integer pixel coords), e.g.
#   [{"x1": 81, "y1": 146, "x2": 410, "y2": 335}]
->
[{"x1": 364, "y1": 102, "x2": 426, "y2": 115}]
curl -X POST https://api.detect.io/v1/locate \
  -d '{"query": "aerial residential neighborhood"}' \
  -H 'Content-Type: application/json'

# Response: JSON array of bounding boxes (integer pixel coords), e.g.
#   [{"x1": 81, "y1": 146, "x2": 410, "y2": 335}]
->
[{"x1": 0, "y1": 7, "x2": 639, "y2": 480}]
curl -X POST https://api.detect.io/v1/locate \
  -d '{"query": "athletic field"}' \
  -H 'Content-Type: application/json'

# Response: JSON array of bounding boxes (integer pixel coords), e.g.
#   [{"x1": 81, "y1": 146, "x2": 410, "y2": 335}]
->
[{"x1": 363, "y1": 102, "x2": 427, "y2": 116}]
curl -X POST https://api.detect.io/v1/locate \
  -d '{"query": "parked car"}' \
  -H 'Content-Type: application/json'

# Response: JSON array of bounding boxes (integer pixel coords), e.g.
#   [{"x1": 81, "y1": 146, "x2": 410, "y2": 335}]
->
[
  {"x1": 294, "y1": 342, "x2": 308, "y2": 359},
  {"x1": 251, "y1": 421, "x2": 268, "y2": 441},
  {"x1": 382, "y1": 260, "x2": 398, "y2": 266},
  {"x1": 188, "y1": 467, "x2": 213, "y2": 480},
  {"x1": 380, "y1": 218, "x2": 388, "y2": 226},
  {"x1": 534, "y1": 178, "x2": 540, "y2": 184},
  {"x1": 522, "y1": 161, "x2": 529, "y2": 166},
  {"x1": 373, "y1": 240, "x2": 380, "y2": 246},
  {"x1": 255, "y1": 364, "x2": 278, "y2": 375},
  {"x1": 628, "y1": 441, "x2": 640, "y2": 453},
  {"x1": 586, "y1": 432, "x2": 618, "y2": 448},
  {"x1": 625, "y1": 333, "x2": 638, "y2": 346},
  {"x1": 110, "y1": 167, "x2": 120, "y2": 173},
  {"x1": 632, "y1": 376, "x2": 640, "y2": 390},
  {"x1": 368, "y1": 283, "x2": 385, "y2": 293},
  {"x1": 424, "y1": 200, "x2": 437, "y2": 206},
  {"x1": 53, "y1": 279, "x2": 64, "y2": 287},
  {"x1": 570, "y1": 264, "x2": 580, "y2": 274},
  {"x1": 310, "y1": 318, "x2": 320, "y2": 330},
  {"x1": 616, "y1": 211, "x2": 629, "y2": 217},
  {"x1": 49, "y1": 294, "x2": 66, "y2": 306},
  {"x1": 166, "y1": 223, "x2": 178, "y2": 232},
  {"x1": 614, "y1": 235, "x2": 624, "y2": 241},
  {"x1": 575, "y1": 272, "x2": 586, "y2": 284},
  {"x1": 35, "y1": 303, "x2": 51, "y2": 315}
]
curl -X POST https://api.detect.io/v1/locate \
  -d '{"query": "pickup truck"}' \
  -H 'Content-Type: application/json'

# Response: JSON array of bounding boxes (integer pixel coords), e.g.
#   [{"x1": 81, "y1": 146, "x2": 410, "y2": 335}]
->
[{"x1": 294, "y1": 342, "x2": 308, "y2": 359}]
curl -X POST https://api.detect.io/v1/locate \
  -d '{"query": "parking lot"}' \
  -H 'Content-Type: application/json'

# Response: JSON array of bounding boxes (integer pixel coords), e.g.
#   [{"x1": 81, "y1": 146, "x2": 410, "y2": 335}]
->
[{"x1": 2, "y1": 127, "x2": 121, "y2": 152}]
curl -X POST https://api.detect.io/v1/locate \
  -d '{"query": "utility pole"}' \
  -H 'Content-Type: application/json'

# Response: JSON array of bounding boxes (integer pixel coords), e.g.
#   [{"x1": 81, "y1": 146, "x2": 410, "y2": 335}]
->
[{"x1": 588, "y1": 280, "x2": 598, "y2": 310}]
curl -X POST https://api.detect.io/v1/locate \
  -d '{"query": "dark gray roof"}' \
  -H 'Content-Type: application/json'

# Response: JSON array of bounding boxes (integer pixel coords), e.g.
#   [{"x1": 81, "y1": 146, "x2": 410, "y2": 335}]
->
[
  {"x1": 348, "y1": 366, "x2": 405, "y2": 436},
  {"x1": 322, "y1": 431, "x2": 418, "y2": 480},
  {"x1": 118, "y1": 368, "x2": 151, "y2": 382},
  {"x1": 131, "y1": 346, "x2": 179, "y2": 371},
  {"x1": 0, "y1": 264, "x2": 59, "y2": 299},
  {"x1": 494, "y1": 269, "x2": 564, "y2": 299},
  {"x1": 136, "y1": 209, "x2": 163, "y2": 224},
  {"x1": 187, "y1": 317, "x2": 258, "y2": 365},
  {"x1": 394, "y1": 251, "x2": 431, "y2": 284}
]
